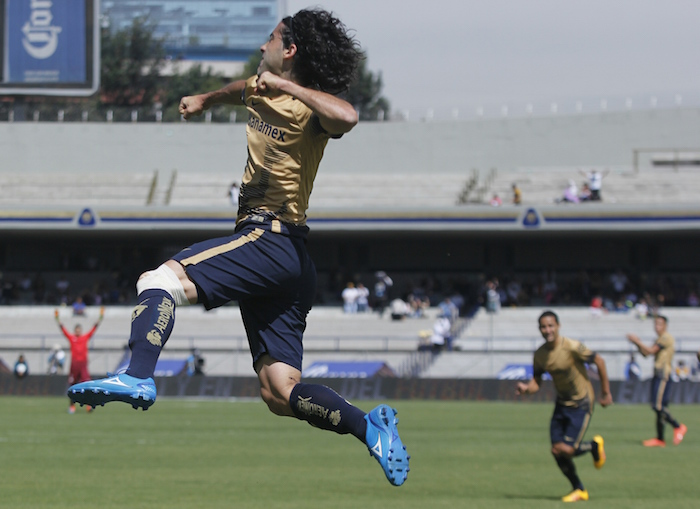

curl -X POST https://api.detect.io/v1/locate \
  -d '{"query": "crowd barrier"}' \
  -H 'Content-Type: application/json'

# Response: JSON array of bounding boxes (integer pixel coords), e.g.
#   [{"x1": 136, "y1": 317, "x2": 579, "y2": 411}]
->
[{"x1": 3, "y1": 375, "x2": 700, "y2": 404}]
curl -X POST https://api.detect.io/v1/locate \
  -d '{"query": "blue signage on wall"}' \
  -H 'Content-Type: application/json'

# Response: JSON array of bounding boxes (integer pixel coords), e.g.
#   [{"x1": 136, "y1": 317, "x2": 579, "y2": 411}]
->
[
  {"x1": 6, "y1": 0, "x2": 86, "y2": 84},
  {"x1": 1, "y1": 0, "x2": 99, "y2": 95}
]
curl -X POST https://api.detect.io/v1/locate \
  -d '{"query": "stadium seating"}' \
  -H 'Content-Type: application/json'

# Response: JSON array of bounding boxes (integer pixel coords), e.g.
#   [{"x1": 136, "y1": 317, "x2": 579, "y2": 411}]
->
[
  {"x1": 6, "y1": 165, "x2": 700, "y2": 209},
  {"x1": 2, "y1": 305, "x2": 699, "y2": 381},
  {"x1": 0, "y1": 171, "x2": 155, "y2": 206},
  {"x1": 3, "y1": 108, "x2": 700, "y2": 209}
]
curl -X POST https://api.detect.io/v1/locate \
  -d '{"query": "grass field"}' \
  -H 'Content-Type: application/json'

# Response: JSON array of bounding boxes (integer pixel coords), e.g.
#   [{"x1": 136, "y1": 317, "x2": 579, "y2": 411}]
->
[{"x1": 1, "y1": 396, "x2": 698, "y2": 509}]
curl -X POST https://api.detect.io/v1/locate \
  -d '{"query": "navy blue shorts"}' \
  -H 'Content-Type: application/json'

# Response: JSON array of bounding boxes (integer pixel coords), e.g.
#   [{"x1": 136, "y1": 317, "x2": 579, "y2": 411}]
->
[
  {"x1": 650, "y1": 376, "x2": 673, "y2": 411},
  {"x1": 171, "y1": 218, "x2": 316, "y2": 371},
  {"x1": 550, "y1": 399, "x2": 592, "y2": 448}
]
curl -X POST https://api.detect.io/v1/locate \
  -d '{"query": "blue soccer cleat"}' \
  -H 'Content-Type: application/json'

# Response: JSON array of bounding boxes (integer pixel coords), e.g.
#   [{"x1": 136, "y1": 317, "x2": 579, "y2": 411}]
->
[
  {"x1": 67, "y1": 373, "x2": 156, "y2": 411},
  {"x1": 365, "y1": 404, "x2": 410, "y2": 486}
]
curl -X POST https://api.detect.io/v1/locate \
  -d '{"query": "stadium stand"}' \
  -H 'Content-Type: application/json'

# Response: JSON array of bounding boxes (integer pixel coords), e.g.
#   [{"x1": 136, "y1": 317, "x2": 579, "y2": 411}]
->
[
  {"x1": 3, "y1": 109, "x2": 700, "y2": 384},
  {"x1": 2, "y1": 108, "x2": 700, "y2": 209},
  {"x1": 5, "y1": 165, "x2": 700, "y2": 208},
  {"x1": 484, "y1": 165, "x2": 700, "y2": 206},
  {"x1": 1, "y1": 305, "x2": 698, "y2": 381},
  {"x1": 0, "y1": 171, "x2": 155, "y2": 206}
]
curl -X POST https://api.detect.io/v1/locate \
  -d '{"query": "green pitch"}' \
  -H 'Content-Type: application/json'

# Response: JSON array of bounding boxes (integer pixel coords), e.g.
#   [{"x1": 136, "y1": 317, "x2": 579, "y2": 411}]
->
[{"x1": 1, "y1": 397, "x2": 697, "y2": 509}]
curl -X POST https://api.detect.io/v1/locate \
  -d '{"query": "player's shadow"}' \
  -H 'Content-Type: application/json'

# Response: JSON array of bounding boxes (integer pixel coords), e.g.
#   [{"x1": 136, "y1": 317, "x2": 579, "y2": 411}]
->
[{"x1": 503, "y1": 494, "x2": 561, "y2": 501}]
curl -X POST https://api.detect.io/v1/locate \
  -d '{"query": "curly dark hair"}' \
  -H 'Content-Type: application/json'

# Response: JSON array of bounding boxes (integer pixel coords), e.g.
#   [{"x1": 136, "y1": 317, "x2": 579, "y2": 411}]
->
[{"x1": 281, "y1": 9, "x2": 364, "y2": 95}]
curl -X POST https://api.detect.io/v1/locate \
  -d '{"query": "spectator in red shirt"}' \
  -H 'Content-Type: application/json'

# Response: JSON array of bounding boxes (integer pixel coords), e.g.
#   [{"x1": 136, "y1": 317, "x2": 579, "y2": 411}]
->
[{"x1": 55, "y1": 307, "x2": 104, "y2": 413}]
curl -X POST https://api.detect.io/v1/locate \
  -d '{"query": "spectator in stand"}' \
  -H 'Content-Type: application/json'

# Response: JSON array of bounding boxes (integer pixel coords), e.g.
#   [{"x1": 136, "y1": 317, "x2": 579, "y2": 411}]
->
[
  {"x1": 373, "y1": 271, "x2": 393, "y2": 316},
  {"x1": 634, "y1": 298, "x2": 649, "y2": 320},
  {"x1": 47, "y1": 344, "x2": 66, "y2": 375},
  {"x1": 14, "y1": 354, "x2": 29, "y2": 379},
  {"x1": 512, "y1": 183, "x2": 522, "y2": 205},
  {"x1": 389, "y1": 297, "x2": 411, "y2": 321},
  {"x1": 418, "y1": 312, "x2": 453, "y2": 352},
  {"x1": 356, "y1": 283, "x2": 370, "y2": 312},
  {"x1": 186, "y1": 348, "x2": 205, "y2": 376},
  {"x1": 579, "y1": 169, "x2": 609, "y2": 201},
  {"x1": 506, "y1": 279, "x2": 523, "y2": 307},
  {"x1": 624, "y1": 353, "x2": 642, "y2": 381},
  {"x1": 489, "y1": 193, "x2": 502, "y2": 207},
  {"x1": 407, "y1": 293, "x2": 429, "y2": 318},
  {"x1": 485, "y1": 280, "x2": 500, "y2": 313},
  {"x1": 228, "y1": 182, "x2": 240, "y2": 207},
  {"x1": 556, "y1": 180, "x2": 579, "y2": 204},
  {"x1": 609, "y1": 269, "x2": 628, "y2": 302},
  {"x1": 578, "y1": 183, "x2": 592, "y2": 202},
  {"x1": 675, "y1": 360, "x2": 690, "y2": 381},
  {"x1": 72, "y1": 296, "x2": 87, "y2": 316},
  {"x1": 56, "y1": 275, "x2": 70, "y2": 297},
  {"x1": 438, "y1": 297, "x2": 460, "y2": 323},
  {"x1": 341, "y1": 282, "x2": 359, "y2": 314}
]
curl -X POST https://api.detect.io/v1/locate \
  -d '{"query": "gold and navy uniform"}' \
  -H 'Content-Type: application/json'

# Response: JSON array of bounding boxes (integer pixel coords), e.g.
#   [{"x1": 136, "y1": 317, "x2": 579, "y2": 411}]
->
[
  {"x1": 533, "y1": 337, "x2": 597, "y2": 447},
  {"x1": 172, "y1": 76, "x2": 340, "y2": 371},
  {"x1": 239, "y1": 75, "x2": 336, "y2": 226},
  {"x1": 653, "y1": 331, "x2": 675, "y2": 381},
  {"x1": 651, "y1": 331, "x2": 676, "y2": 411}
]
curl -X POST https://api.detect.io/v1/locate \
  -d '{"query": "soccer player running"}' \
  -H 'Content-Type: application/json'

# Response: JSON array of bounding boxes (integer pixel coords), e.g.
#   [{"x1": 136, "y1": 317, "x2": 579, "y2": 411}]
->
[
  {"x1": 67, "y1": 9, "x2": 409, "y2": 486},
  {"x1": 516, "y1": 311, "x2": 612, "y2": 503},
  {"x1": 56, "y1": 306, "x2": 104, "y2": 413},
  {"x1": 627, "y1": 314, "x2": 687, "y2": 447}
]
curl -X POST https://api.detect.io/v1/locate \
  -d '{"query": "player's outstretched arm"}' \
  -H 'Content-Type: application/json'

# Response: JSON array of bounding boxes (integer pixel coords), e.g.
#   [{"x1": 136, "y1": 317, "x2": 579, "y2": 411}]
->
[
  {"x1": 54, "y1": 309, "x2": 62, "y2": 327},
  {"x1": 593, "y1": 353, "x2": 613, "y2": 407},
  {"x1": 256, "y1": 71, "x2": 358, "y2": 135},
  {"x1": 626, "y1": 333, "x2": 658, "y2": 357},
  {"x1": 179, "y1": 80, "x2": 247, "y2": 119},
  {"x1": 95, "y1": 306, "x2": 105, "y2": 327}
]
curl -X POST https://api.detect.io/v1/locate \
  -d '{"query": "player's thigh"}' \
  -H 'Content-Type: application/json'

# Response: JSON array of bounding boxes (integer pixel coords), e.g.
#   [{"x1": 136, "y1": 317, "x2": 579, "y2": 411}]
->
[
  {"x1": 240, "y1": 291, "x2": 310, "y2": 372},
  {"x1": 172, "y1": 226, "x2": 312, "y2": 309},
  {"x1": 650, "y1": 377, "x2": 670, "y2": 411},
  {"x1": 550, "y1": 405, "x2": 568, "y2": 445},
  {"x1": 551, "y1": 403, "x2": 591, "y2": 449}
]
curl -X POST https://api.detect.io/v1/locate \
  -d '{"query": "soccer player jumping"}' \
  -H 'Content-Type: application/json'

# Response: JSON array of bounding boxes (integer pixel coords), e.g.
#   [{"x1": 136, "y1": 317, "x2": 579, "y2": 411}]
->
[
  {"x1": 67, "y1": 9, "x2": 409, "y2": 486},
  {"x1": 517, "y1": 311, "x2": 613, "y2": 502}
]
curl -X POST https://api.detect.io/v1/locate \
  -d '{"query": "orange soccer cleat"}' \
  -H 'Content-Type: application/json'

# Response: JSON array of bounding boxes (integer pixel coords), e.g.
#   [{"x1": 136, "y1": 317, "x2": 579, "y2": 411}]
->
[
  {"x1": 642, "y1": 438, "x2": 666, "y2": 447},
  {"x1": 673, "y1": 424, "x2": 687, "y2": 445}
]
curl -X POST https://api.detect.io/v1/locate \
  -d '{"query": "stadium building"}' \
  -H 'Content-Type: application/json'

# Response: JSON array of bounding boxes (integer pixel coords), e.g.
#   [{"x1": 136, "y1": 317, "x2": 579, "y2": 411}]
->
[
  {"x1": 2, "y1": 106, "x2": 700, "y2": 387},
  {"x1": 101, "y1": 0, "x2": 280, "y2": 60}
]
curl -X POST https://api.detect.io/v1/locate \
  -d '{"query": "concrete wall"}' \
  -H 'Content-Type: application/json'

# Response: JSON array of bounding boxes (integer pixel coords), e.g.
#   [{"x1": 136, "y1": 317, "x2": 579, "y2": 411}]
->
[{"x1": 3, "y1": 108, "x2": 699, "y2": 177}]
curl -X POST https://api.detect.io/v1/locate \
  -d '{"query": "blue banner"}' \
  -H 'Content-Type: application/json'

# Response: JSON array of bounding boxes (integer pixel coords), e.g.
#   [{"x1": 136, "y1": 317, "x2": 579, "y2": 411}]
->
[
  {"x1": 6, "y1": 0, "x2": 86, "y2": 84},
  {"x1": 302, "y1": 362, "x2": 396, "y2": 378}
]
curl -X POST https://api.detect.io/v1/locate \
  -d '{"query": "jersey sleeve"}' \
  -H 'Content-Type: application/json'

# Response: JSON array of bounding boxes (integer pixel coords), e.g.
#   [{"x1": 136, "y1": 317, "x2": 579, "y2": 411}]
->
[
  {"x1": 242, "y1": 76, "x2": 257, "y2": 105},
  {"x1": 533, "y1": 353, "x2": 545, "y2": 378},
  {"x1": 656, "y1": 333, "x2": 672, "y2": 350},
  {"x1": 570, "y1": 339, "x2": 596, "y2": 363}
]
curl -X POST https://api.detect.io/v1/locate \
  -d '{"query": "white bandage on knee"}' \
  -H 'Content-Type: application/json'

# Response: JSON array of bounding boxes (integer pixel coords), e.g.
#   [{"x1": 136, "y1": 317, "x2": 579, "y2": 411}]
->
[{"x1": 136, "y1": 264, "x2": 190, "y2": 307}]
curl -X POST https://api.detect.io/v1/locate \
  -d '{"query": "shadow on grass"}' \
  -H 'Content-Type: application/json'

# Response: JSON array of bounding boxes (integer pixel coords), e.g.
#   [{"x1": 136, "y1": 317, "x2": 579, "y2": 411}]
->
[{"x1": 503, "y1": 493, "x2": 561, "y2": 501}]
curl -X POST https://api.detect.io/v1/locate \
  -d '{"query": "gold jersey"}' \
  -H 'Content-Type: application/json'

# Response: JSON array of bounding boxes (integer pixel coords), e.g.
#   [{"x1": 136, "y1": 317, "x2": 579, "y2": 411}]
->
[
  {"x1": 653, "y1": 331, "x2": 675, "y2": 380},
  {"x1": 533, "y1": 336, "x2": 596, "y2": 407},
  {"x1": 239, "y1": 76, "x2": 335, "y2": 226}
]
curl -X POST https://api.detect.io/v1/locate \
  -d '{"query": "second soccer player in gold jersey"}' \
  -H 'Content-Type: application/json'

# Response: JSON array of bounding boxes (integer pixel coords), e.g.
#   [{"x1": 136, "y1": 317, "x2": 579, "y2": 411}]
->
[{"x1": 517, "y1": 311, "x2": 613, "y2": 503}]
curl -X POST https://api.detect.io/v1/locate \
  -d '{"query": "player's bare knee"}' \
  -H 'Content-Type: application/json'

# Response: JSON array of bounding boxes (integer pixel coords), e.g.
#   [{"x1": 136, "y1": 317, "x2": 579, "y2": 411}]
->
[
  {"x1": 552, "y1": 443, "x2": 573, "y2": 458},
  {"x1": 259, "y1": 387, "x2": 289, "y2": 416}
]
